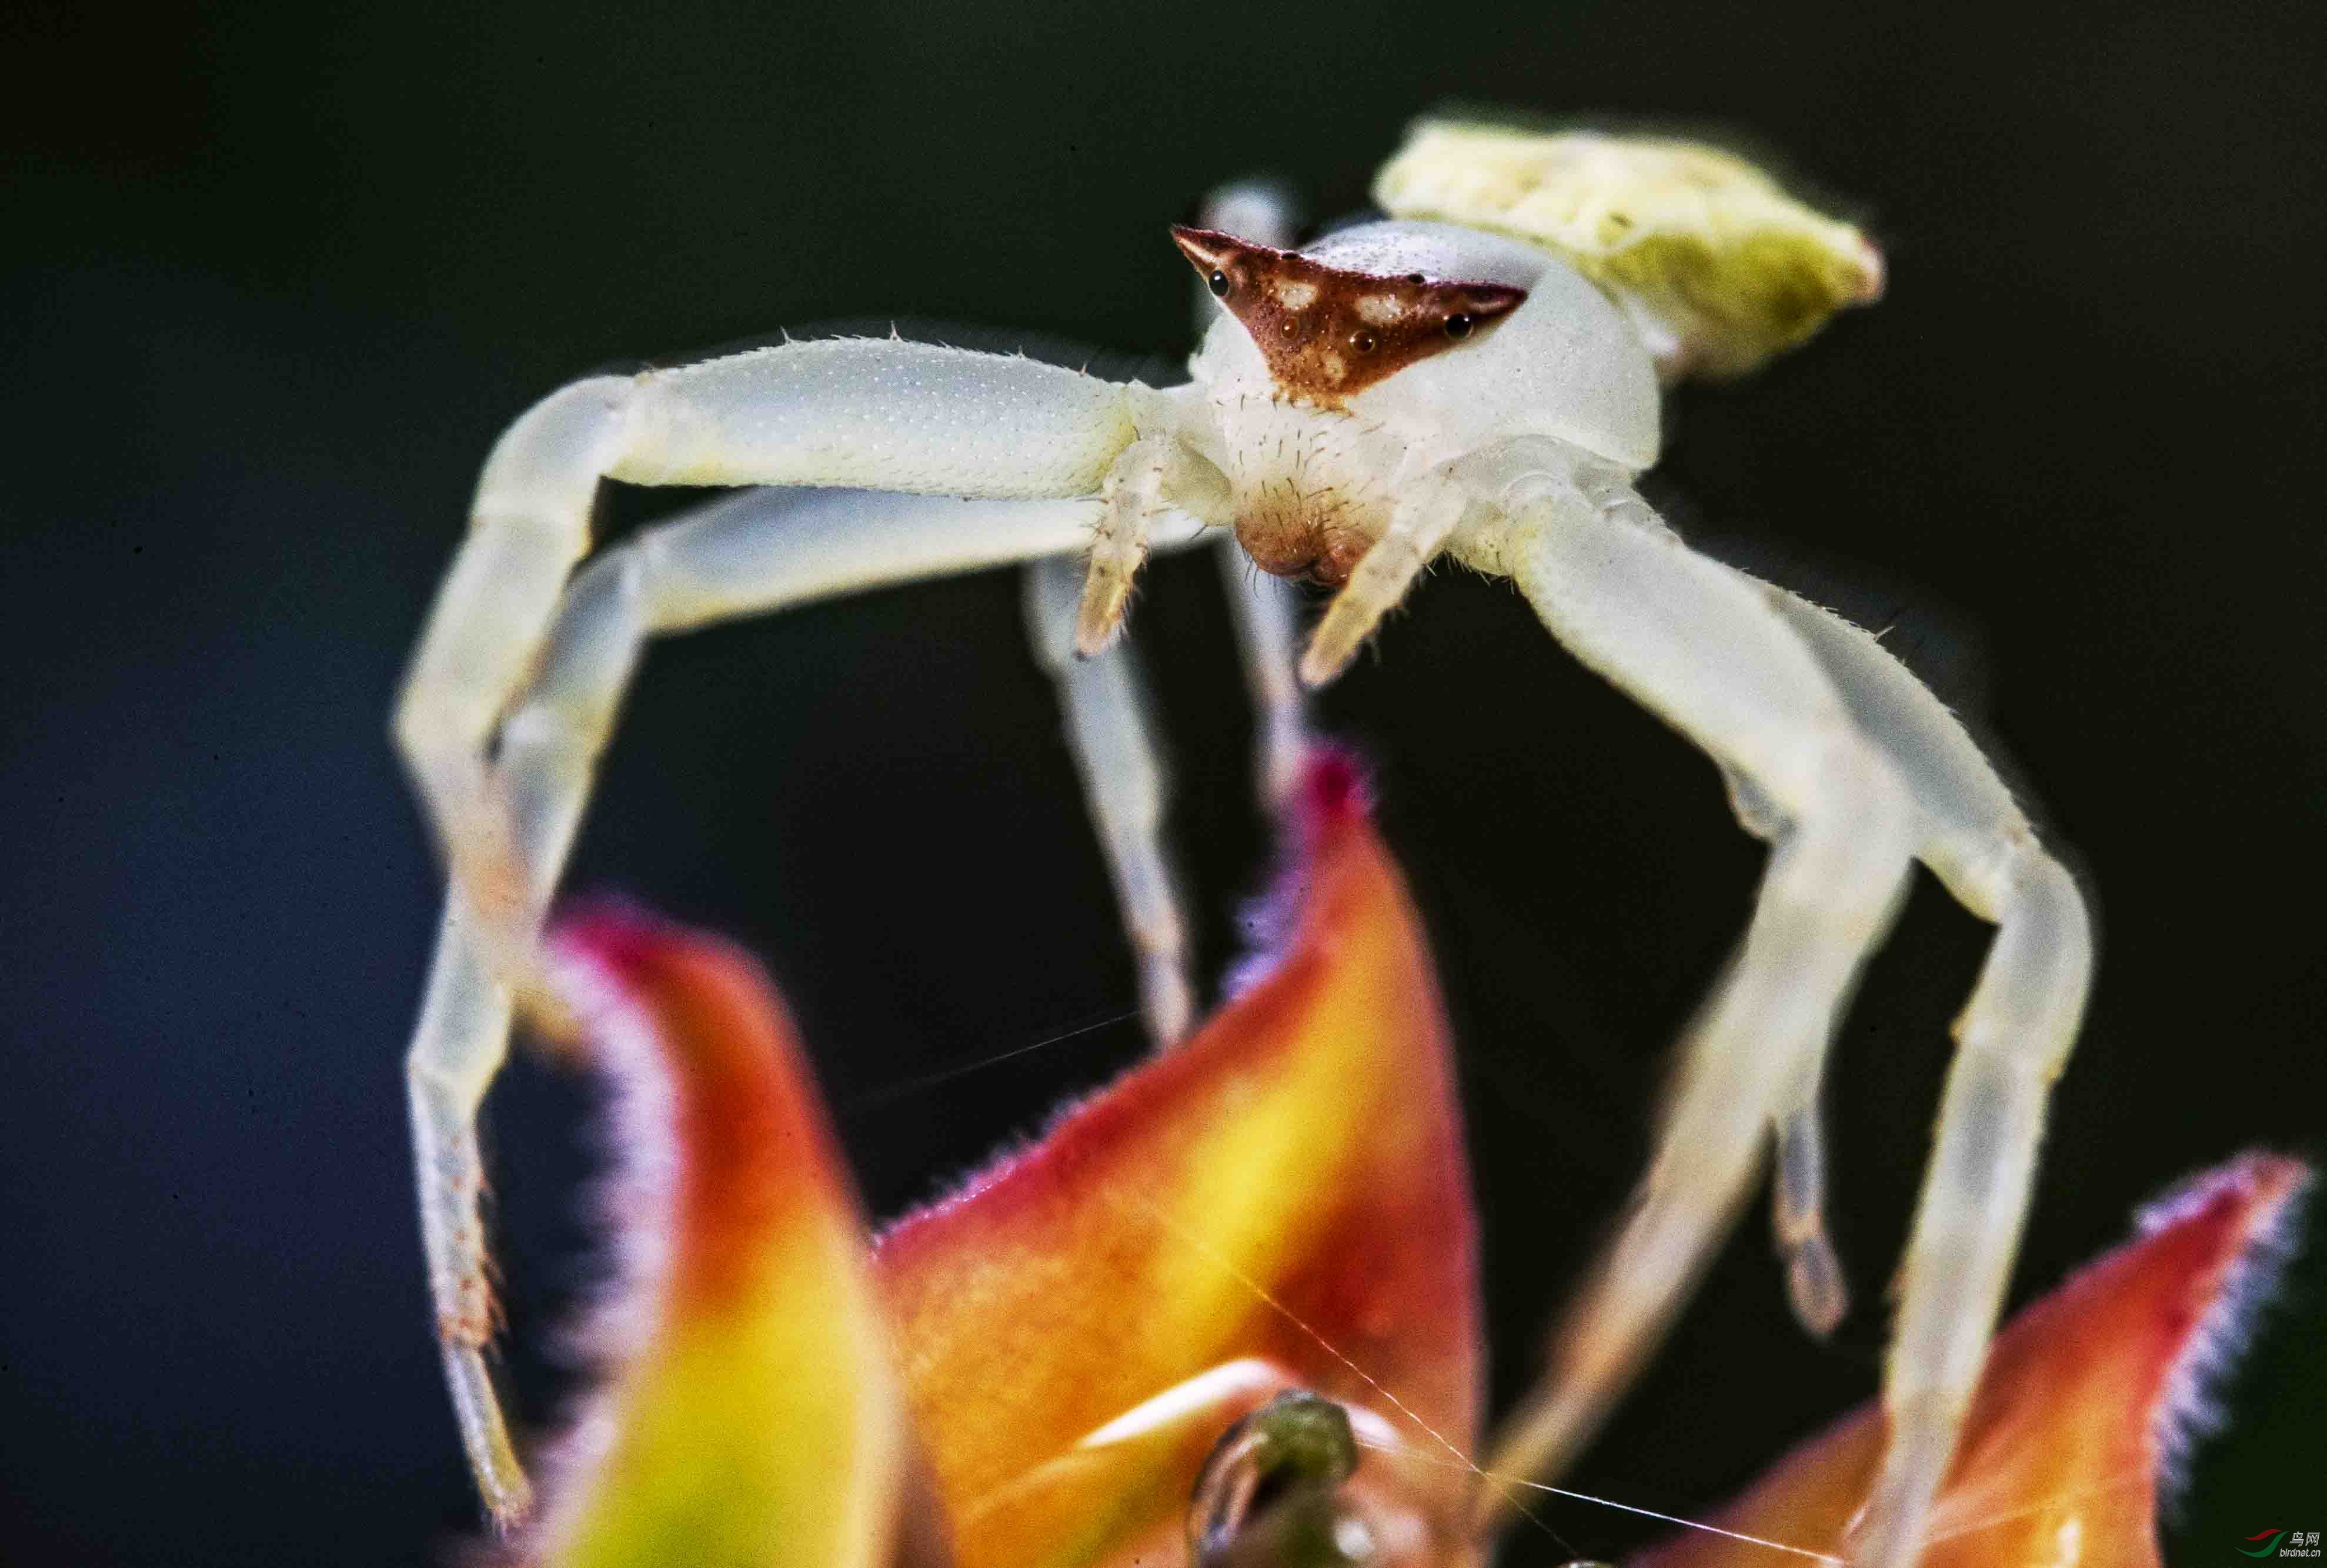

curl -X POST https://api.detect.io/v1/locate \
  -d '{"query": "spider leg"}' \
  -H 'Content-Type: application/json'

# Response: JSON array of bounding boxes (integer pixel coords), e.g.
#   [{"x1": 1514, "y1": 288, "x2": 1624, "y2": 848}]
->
[
  {"x1": 1010, "y1": 175, "x2": 1314, "y2": 1048},
  {"x1": 1040, "y1": 157, "x2": 1308, "y2": 1034},
  {"x1": 1074, "y1": 436, "x2": 1207, "y2": 652},
  {"x1": 1045, "y1": 528, "x2": 1313, "y2": 1047},
  {"x1": 1478, "y1": 474, "x2": 2092, "y2": 1568},
  {"x1": 1298, "y1": 477, "x2": 1471, "y2": 684},
  {"x1": 405, "y1": 905, "x2": 530, "y2": 1520},
  {"x1": 1196, "y1": 178, "x2": 1313, "y2": 814},
  {"x1": 1196, "y1": 177, "x2": 1304, "y2": 253},
  {"x1": 1760, "y1": 586, "x2": 2092, "y2": 1568},
  {"x1": 1217, "y1": 545, "x2": 1311, "y2": 813},
  {"x1": 395, "y1": 339, "x2": 1147, "y2": 1002},
  {"x1": 411, "y1": 482, "x2": 1190, "y2": 1522},
  {"x1": 1713, "y1": 755, "x2": 1854, "y2": 1333},
  {"x1": 1026, "y1": 553, "x2": 1198, "y2": 1044},
  {"x1": 1481, "y1": 477, "x2": 1921, "y2": 1530}
]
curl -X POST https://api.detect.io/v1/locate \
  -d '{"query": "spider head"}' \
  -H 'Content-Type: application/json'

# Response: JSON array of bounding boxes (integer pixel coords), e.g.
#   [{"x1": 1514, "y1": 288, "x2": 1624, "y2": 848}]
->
[{"x1": 1170, "y1": 225, "x2": 1525, "y2": 406}]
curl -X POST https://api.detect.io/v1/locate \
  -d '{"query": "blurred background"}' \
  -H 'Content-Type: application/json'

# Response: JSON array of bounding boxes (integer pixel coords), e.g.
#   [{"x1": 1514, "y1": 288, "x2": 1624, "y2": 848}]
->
[{"x1": 4, "y1": 1, "x2": 2323, "y2": 1563}]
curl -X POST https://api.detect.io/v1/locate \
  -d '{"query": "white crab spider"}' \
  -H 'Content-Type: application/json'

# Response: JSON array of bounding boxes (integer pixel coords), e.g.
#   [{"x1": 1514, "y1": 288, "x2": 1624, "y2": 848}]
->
[{"x1": 395, "y1": 123, "x2": 2092, "y2": 1568}]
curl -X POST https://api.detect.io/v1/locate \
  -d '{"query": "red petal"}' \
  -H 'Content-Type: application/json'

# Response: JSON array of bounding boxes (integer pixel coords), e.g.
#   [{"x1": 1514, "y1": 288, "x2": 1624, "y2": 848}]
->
[
  {"x1": 876, "y1": 753, "x2": 1484, "y2": 1568},
  {"x1": 1635, "y1": 1152, "x2": 2312, "y2": 1568},
  {"x1": 518, "y1": 911, "x2": 938, "y2": 1568}
]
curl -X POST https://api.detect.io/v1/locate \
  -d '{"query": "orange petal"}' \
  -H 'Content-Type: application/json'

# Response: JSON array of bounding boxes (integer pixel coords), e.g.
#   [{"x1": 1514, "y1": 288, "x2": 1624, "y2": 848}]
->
[
  {"x1": 1634, "y1": 1152, "x2": 2312, "y2": 1568},
  {"x1": 516, "y1": 911, "x2": 939, "y2": 1568},
  {"x1": 876, "y1": 754, "x2": 1484, "y2": 1568}
]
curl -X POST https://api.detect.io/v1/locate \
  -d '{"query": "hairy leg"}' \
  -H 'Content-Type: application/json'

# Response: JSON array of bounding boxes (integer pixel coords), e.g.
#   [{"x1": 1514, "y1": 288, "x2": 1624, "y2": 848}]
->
[
  {"x1": 406, "y1": 902, "x2": 530, "y2": 1519},
  {"x1": 1711, "y1": 753, "x2": 1853, "y2": 1333},
  {"x1": 1017, "y1": 173, "x2": 1315, "y2": 1052},
  {"x1": 1483, "y1": 478, "x2": 1919, "y2": 1533},
  {"x1": 1026, "y1": 554, "x2": 1197, "y2": 1044},
  {"x1": 1193, "y1": 178, "x2": 1313, "y2": 812},
  {"x1": 412, "y1": 483, "x2": 1196, "y2": 1518},
  {"x1": 1760, "y1": 586, "x2": 2093, "y2": 1568},
  {"x1": 1298, "y1": 476, "x2": 1471, "y2": 685},
  {"x1": 1477, "y1": 471, "x2": 2091, "y2": 1567},
  {"x1": 1217, "y1": 546, "x2": 1310, "y2": 813},
  {"x1": 1075, "y1": 436, "x2": 1216, "y2": 653},
  {"x1": 395, "y1": 339, "x2": 1147, "y2": 989}
]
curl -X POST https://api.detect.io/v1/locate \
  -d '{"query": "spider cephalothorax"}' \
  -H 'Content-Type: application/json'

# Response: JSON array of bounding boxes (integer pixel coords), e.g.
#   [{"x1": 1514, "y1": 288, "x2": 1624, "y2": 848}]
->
[
  {"x1": 1168, "y1": 225, "x2": 1527, "y2": 405},
  {"x1": 1168, "y1": 224, "x2": 1531, "y2": 586},
  {"x1": 398, "y1": 118, "x2": 2091, "y2": 1568}
]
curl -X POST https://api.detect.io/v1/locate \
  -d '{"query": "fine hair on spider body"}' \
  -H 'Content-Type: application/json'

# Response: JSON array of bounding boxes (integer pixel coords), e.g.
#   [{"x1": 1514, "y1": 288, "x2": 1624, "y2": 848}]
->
[{"x1": 394, "y1": 122, "x2": 2092, "y2": 1568}]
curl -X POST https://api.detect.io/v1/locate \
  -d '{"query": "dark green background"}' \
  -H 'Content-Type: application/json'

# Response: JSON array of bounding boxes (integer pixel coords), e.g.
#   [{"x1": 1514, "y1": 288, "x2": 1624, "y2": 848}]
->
[{"x1": 2, "y1": 1, "x2": 2321, "y2": 1563}]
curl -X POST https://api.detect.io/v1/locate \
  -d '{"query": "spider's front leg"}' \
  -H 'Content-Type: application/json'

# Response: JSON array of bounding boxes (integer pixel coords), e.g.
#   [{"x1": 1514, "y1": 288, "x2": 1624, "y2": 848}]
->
[
  {"x1": 1073, "y1": 435, "x2": 1217, "y2": 653},
  {"x1": 1483, "y1": 471, "x2": 1917, "y2": 1487},
  {"x1": 1028, "y1": 553, "x2": 1198, "y2": 1042},
  {"x1": 395, "y1": 339, "x2": 1150, "y2": 981},
  {"x1": 1298, "y1": 474, "x2": 1473, "y2": 686},
  {"x1": 412, "y1": 481, "x2": 1217, "y2": 1522},
  {"x1": 397, "y1": 339, "x2": 1162, "y2": 1522},
  {"x1": 1473, "y1": 466, "x2": 2090, "y2": 1568}
]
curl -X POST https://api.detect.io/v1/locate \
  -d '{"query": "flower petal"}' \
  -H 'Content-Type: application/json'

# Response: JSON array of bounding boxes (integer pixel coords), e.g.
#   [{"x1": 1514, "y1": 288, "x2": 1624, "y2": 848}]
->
[
  {"x1": 876, "y1": 754, "x2": 1484, "y2": 1568},
  {"x1": 519, "y1": 911, "x2": 939, "y2": 1568},
  {"x1": 1634, "y1": 1152, "x2": 2312, "y2": 1568}
]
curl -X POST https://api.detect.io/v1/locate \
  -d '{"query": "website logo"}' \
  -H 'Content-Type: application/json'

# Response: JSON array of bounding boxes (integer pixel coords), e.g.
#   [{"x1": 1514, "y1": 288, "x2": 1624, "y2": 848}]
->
[{"x1": 2244, "y1": 1530, "x2": 2323, "y2": 1559}]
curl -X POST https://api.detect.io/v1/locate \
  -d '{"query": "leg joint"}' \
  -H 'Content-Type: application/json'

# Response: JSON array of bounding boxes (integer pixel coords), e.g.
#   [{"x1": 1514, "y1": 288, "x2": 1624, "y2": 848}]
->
[{"x1": 479, "y1": 373, "x2": 637, "y2": 506}]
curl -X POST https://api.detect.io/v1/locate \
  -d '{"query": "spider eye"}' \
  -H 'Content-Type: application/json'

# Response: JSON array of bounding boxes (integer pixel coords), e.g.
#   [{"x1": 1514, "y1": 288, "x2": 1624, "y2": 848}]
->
[
  {"x1": 1350, "y1": 329, "x2": 1378, "y2": 355},
  {"x1": 1444, "y1": 313, "x2": 1474, "y2": 340},
  {"x1": 1208, "y1": 270, "x2": 1230, "y2": 298}
]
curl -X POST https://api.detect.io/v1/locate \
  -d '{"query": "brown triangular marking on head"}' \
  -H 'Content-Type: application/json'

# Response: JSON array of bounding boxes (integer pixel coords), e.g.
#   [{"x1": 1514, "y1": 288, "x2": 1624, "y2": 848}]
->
[{"x1": 1172, "y1": 225, "x2": 1527, "y2": 405}]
